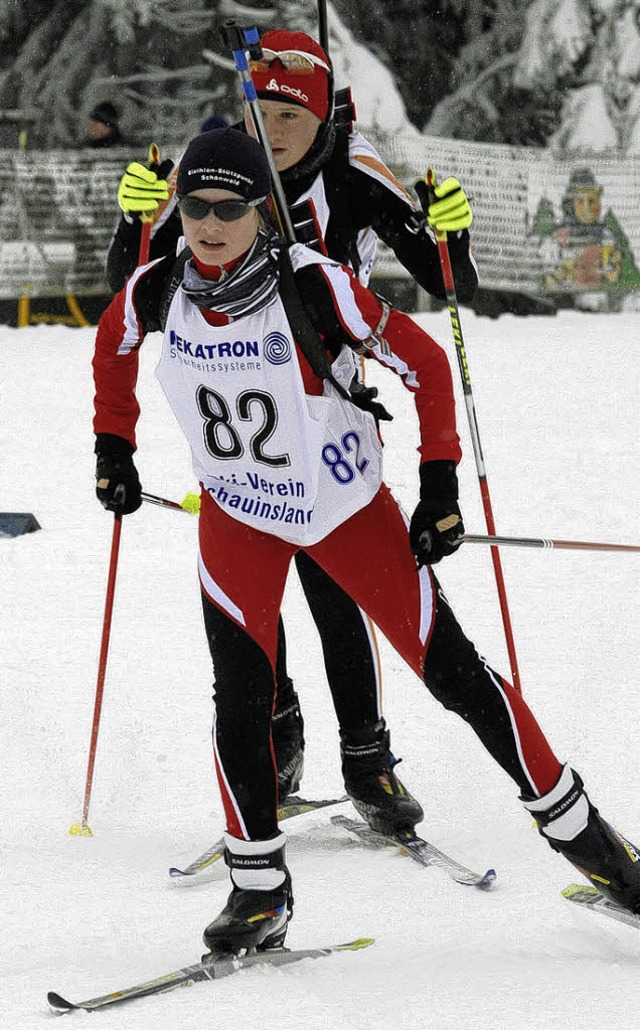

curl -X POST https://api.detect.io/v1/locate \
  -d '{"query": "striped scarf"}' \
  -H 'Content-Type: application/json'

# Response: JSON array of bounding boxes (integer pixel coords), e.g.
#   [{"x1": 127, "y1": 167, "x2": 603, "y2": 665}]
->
[{"x1": 181, "y1": 228, "x2": 281, "y2": 320}]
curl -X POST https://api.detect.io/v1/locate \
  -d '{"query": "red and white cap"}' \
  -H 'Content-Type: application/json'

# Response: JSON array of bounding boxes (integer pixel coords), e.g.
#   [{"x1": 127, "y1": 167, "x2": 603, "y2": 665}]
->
[{"x1": 250, "y1": 30, "x2": 332, "y2": 123}]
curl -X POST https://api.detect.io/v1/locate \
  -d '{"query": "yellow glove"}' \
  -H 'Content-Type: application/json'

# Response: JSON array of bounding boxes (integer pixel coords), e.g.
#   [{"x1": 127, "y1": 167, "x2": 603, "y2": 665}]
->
[
  {"x1": 427, "y1": 177, "x2": 472, "y2": 233},
  {"x1": 117, "y1": 161, "x2": 170, "y2": 215}
]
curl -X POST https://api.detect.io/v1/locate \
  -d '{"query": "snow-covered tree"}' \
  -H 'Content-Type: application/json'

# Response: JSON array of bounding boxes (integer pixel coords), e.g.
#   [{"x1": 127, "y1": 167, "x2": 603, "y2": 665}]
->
[
  {"x1": 2, "y1": 0, "x2": 640, "y2": 152},
  {"x1": 0, "y1": 0, "x2": 419, "y2": 149},
  {"x1": 421, "y1": 0, "x2": 640, "y2": 152},
  {"x1": 0, "y1": 0, "x2": 253, "y2": 148},
  {"x1": 513, "y1": 0, "x2": 640, "y2": 152},
  {"x1": 417, "y1": 2, "x2": 565, "y2": 146}
]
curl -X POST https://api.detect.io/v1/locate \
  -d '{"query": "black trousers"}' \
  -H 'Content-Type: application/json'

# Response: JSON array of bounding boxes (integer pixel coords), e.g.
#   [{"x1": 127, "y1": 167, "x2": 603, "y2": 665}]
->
[
  {"x1": 274, "y1": 551, "x2": 381, "y2": 731},
  {"x1": 202, "y1": 570, "x2": 554, "y2": 838}
]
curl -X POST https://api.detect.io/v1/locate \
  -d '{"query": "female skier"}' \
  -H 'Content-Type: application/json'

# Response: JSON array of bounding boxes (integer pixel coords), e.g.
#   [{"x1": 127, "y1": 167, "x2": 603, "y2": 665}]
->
[{"x1": 93, "y1": 127, "x2": 640, "y2": 955}]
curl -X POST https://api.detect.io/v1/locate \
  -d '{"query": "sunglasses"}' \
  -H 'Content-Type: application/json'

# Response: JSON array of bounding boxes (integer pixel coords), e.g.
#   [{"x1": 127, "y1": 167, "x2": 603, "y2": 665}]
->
[
  {"x1": 177, "y1": 195, "x2": 267, "y2": 222},
  {"x1": 249, "y1": 48, "x2": 331, "y2": 75}
]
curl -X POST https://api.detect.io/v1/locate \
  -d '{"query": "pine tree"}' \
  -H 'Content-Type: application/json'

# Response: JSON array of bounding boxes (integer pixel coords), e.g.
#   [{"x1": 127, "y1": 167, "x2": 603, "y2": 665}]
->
[{"x1": 532, "y1": 197, "x2": 556, "y2": 237}]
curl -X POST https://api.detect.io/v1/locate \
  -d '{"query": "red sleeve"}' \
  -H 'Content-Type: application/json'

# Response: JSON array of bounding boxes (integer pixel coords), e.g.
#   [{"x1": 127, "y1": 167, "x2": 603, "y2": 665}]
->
[
  {"x1": 317, "y1": 261, "x2": 462, "y2": 466},
  {"x1": 369, "y1": 306, "x2": 462, "y2": 465},
  {"x1": 92, "y1": 285, "x2": 143, "y2": 449}
]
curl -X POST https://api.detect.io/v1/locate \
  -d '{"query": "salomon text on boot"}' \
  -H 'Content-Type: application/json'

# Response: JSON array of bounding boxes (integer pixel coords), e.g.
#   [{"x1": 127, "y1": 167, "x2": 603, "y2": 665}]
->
[
  {"x1": 341, "y1": 719, "x2": 424, "y2": 835},
  {"x1": 524, "y1": 764, "x2": 640, "y2": 914},
  {"x1": 272, "y1": 680, "x2": 305, "y2": 800},
  {"x1": 202, "y1": 832, "x2": 294, "y2": 956}
]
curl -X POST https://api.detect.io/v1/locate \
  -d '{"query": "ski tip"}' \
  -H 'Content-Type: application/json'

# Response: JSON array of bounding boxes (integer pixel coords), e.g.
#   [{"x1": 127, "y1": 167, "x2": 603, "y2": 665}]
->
[
  {"x1": 562, "y1": 883, "x2": 601, "y2": 901},
  {"x1": 168, "y1": 853, "x2": 224, "y2": 880},
  {"x1": 562, "y1": 883, "x2": 583, "y2": 899},
  {"x1": 283, "y1": 795, "x2": 349, "y2": 806},
  {"x1": 48, "y1": 990, "x2": 76, "y2": 1011},
  {"x1": 277, "y1": 796, "x2": 349, "y2": 818},
  {"x1": 335, "y1": 937, "x2": 375, "y2": 952}
]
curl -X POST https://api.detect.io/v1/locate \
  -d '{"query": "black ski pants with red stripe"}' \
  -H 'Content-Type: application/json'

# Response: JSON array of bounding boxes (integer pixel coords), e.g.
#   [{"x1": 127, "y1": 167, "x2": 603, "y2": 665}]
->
[{"x1": 199, "y1": 485, "x2": 562, "y2": 841}]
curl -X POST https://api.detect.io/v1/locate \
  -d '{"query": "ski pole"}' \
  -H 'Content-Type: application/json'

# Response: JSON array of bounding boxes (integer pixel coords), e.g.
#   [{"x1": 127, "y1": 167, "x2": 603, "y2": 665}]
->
[
  {"x1": 142, "y1": 491, "x2": 201, "y2": 514},
  {"x1": 69, "y1": 514, "x2": 123, "y2": 836},
  {"x1": 415, "y1": 169, "x2": 523, "y2": 694},
  {"x1": 142, "y1": 498, "x2": 634, "y2": 556},
  {"x1": 464, "y1": 533, "x2": 640, "y2": 554},
  {"x1": 70, "y1": 152, "x2": 164, "y2": 836},
  {"x1": 317, "y1": 0, "x2": 329, "y2": 54},
  {"x1": 138, "y1": 142, "x2": 160, "y2": 264},
  {"x1": 220, "y1": 22, "x2": 296, "y2": 242},
  {"x1": 221, "y1": 22, "x2": 350, "y2": 402}
]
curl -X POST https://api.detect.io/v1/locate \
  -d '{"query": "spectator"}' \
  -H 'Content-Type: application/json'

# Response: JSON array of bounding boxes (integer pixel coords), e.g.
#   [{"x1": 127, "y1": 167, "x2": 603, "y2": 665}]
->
[{"x1": 85, "y1": 102, "x2": 124, "y2": 148}]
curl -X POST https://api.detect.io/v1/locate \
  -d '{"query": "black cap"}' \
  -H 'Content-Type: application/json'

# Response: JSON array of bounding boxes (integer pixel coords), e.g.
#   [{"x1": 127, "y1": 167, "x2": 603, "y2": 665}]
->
[
  {"x1": 177, "y1": 128, "x2": 271, "y2": 201},
  {"x1": 90, "y1": 101, "x2": 119, "y2": 127},
  {"x1": 569, "y1": 168, "x2": 601, "y2": 192}
]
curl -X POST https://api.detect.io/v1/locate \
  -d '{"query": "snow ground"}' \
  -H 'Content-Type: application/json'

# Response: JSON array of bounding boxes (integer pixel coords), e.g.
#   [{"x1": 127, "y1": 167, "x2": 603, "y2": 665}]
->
[{"x1": 1, "y1": 307, "x2": 639, "y2": 1028}]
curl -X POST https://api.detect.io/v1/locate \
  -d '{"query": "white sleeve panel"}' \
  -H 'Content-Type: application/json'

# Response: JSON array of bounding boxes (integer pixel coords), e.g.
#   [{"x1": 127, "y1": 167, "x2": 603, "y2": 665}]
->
[
  {"x1": 370, "y1": 344, "x2": 420, "y2": 391},
  {"x1": 288, "y1": 241, "x2": 374, "y2": 343},
  {"x1": 319, "y1": 262, "x2": 375, "y2": 342},
  {"x1": 118, "y1": 257, "x2": 165, "y2": 355},
  {"x1": 349, "y1": 130, "x2": 415, "y2": 206}
]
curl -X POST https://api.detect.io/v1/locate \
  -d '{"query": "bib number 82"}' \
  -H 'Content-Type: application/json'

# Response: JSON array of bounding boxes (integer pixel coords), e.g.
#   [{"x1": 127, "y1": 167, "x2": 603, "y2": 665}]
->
[
  {"x1": 322, "y1": 431, "x2": 369, "y2": 485},
  {"x1": 196, "y1": 385, "x2": 289, "y2": 468}
]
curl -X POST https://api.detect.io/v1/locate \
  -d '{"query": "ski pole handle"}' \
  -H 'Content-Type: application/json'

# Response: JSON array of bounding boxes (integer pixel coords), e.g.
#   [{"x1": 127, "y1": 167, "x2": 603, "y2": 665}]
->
[
  {"x1": 416, "y1": 169, "x2": 445, "y2": 235},
  {"x1": 415, "y1": 169, "x2": 458, "y2": 296}
]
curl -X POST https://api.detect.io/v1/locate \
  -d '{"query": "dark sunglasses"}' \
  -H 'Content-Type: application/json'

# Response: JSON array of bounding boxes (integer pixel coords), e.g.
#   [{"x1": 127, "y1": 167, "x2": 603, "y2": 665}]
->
[{"x1": 177, "y1": 195, "x2": 267, "y2": 222}]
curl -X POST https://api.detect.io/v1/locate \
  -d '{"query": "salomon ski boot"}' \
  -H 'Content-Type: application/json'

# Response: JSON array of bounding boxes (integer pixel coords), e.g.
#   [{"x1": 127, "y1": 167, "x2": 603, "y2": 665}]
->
[
  {"x1": 524, "y1": 764, "x2": 640, "y2": 914},
  {"x1": 272, "y1": 680, "x2": 305, "y2": 800},
  {"x1": 341, "y1": 719, "x2": 424, "y2": 835},
  {"x1": 203, "y1": 832, "x2": 293, "y2": 955}
]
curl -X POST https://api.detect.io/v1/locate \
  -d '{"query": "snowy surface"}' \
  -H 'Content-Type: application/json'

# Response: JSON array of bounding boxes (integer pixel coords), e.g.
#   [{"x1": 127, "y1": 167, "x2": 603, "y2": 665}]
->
[{"x1": 1, "y1": 308, "x2": 639, "y2": 1027}]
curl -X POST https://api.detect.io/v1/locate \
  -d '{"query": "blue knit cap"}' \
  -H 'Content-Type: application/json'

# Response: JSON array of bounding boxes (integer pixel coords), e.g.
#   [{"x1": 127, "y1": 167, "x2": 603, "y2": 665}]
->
[{"x1": 199, "y1": 115, "x2": 229, "y2": 133}]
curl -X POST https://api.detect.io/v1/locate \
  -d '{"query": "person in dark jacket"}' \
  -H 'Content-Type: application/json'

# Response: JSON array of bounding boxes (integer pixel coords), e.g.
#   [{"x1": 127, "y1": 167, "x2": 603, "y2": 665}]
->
[
  {"x1": 103, "y1": 30, "x2": 476, "y2": 833},
  {"x1": 85, "y1": 101, "x2": 125, "y2": 149},
  {"x1": 107, "y1": 32, "x2": 476, "y2": 301}
]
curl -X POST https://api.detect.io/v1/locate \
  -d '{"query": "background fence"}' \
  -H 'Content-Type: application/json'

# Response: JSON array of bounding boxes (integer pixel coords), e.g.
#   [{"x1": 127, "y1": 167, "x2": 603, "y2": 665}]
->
[{"x1": 1, "y1": 134, "x2": 640, "y2": 318}]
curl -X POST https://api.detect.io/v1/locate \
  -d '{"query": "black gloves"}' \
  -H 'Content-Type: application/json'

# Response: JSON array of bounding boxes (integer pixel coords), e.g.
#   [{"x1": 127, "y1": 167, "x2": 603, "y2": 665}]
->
[
  {"x1": 410, "y1": 460, "x2": 464, "y2": 566},
  {"x1": 95, "y1": 433, "x2": 142, "y2": 515}
]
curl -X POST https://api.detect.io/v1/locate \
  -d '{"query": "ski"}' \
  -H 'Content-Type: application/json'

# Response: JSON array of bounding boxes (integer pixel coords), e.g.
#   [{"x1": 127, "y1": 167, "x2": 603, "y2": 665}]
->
[
  {"x1": 331, "y1": 814, "x2": 496, "y2": 889},
  {"x1": 47, "y1": 937, "x2": 374, "y2": 1013},
  {"x1": 562, "y1": 883, "x2": 640, "y2": 930},
  {"x1": 169, "y1": 795, "x2": 349, "y2": 879}
]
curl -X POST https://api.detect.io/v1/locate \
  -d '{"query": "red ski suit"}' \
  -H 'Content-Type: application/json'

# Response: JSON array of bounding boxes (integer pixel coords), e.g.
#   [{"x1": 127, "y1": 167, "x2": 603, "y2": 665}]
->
[{"x1": 93, "y1": 246, "x2": 562, "y2": 840}]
